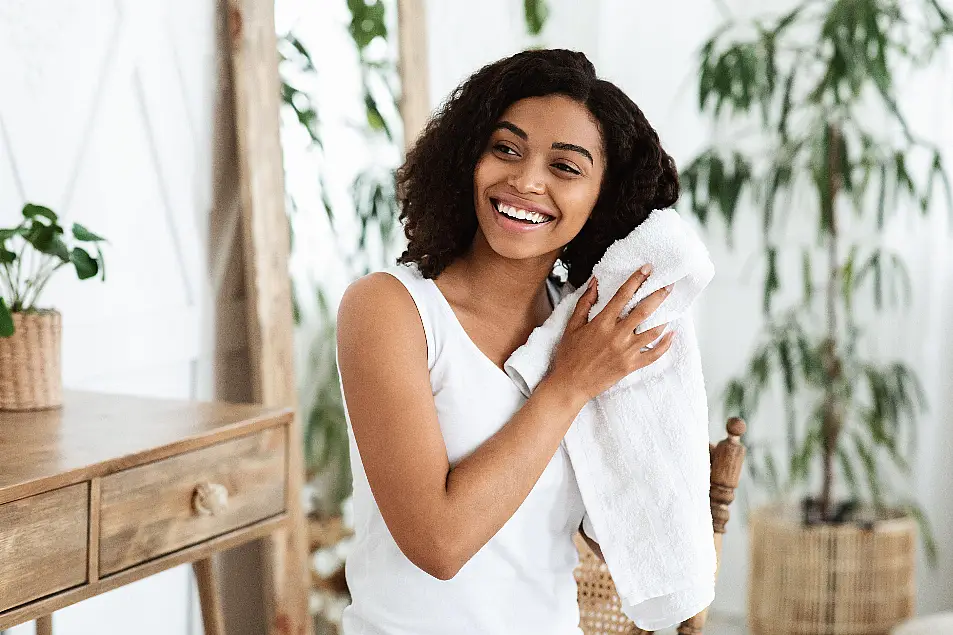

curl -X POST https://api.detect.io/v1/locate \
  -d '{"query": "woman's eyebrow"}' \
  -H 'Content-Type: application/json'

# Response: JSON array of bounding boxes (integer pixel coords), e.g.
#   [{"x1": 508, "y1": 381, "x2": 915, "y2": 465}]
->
[
  {"x1": 552, "y1": 142, "x2": 593, "y2": 165},
  {"x1": 493, "y1": 121, "x2": 593, "y2": 165},
  {"x1": 494, "y1": 121, "x2": 528, "y2": 139}
]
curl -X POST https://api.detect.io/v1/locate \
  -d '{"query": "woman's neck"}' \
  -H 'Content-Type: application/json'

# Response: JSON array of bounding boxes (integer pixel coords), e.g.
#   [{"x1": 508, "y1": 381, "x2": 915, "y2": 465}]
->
[{"x1": 438, "y1": 230, "x2": 559, "y2": 322}]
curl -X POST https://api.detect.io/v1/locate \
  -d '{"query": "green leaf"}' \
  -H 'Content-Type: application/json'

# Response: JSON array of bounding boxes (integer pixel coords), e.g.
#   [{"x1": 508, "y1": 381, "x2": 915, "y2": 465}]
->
[
  {"x1": 836, "y1": 446, "x2": 860, "y2": 498},
  {"x1": 801, "y1": 249, "x2": 813, "y2": 304},
  {"x1": 0, "y1": 298, "x2": 13, "y2": 337},
  {"x1": 72, "y1": 223, "x2": 106, "y2": 242},
  {"x1": 902, "y1": 501, "x2": 939, "y2": 568},
  {"x1": 347, "y1": 0, "x2": 387, "y2": 52},
  {"x1": 763, "y1": 246, "x2": 779, "y2": 315},
  {"x1": 22, "y1": 203, "x2": 57, "y2": 222},
  {"x1": 0, "y1": 244, "x2": 15, "y2": 264},
  {"x1": 70, "y1": 247, "x2": 99, "y2": 280},
  {"x1": 0, "y1": 226, "x2": 27, "y2": 241},
  {"x1": 853, "y1": 432, "x2": 883, "y2": 507},
  {"x1": 364, "y1": 91, "x2": 390, "y2": 139},
  {"x1": 523, "y1": 0, "x2": 549, "y2": 36},
  {"x1": 26, "y1": 226, "x2": 70, "y2": 262}
]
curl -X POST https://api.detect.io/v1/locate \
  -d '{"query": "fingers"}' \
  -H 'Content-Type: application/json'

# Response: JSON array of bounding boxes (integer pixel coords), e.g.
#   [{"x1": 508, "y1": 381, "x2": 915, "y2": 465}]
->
[
  {"x1": 567, "y1": 276, "x2": 599, "y2": 332},
  {"x1": 633, "y1": 323, "x2": 668, "y2": 348},
  {"x1": 637, "y1": 330, "x2": 675, "y2": 365},
  {"x1": 598, "y1": 266, "x2": 652, "y2": 326},
  {"x1": 620, "y1": 284, "x2": 673, "y2": 331}
]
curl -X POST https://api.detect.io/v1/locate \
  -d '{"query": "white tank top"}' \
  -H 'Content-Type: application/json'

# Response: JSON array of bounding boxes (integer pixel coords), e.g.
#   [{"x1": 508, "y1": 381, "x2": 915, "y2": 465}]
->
[{"x1": 339, "y1": 262, "x2": 587, "y2": 635}]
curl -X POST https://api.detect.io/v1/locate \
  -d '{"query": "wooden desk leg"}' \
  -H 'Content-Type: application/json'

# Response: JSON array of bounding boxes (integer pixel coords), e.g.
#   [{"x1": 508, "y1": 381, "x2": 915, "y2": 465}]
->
[
  {"x1": 193, "y1": 557, "x2": 226, "y2": 635},
  {"x1": 35, "y1": 615, "x2": 53, "y2": 635}
]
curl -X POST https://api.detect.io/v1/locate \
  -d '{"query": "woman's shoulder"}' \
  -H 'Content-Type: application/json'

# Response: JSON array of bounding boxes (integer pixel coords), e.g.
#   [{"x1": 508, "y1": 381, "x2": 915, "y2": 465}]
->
[
  {"x1": 338, "y1": 269, "x2": 430, "y2": 364},
  {"x1": 339, "y1": 267, "x2": 419, "y2": 323}
]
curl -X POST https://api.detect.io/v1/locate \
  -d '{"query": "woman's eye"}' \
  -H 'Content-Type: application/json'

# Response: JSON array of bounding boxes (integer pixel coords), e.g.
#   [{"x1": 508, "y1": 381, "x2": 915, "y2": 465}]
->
[
  {"x1": 495, "y1": 144, "x2": 518, "y2": 156},
  {"x1": 553, "y1": 162, "x2": 581, "y2": 175}
]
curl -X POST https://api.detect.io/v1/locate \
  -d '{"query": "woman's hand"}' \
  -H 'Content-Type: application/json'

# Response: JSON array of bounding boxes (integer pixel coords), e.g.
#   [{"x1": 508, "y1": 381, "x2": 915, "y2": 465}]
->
[{"x1": 545, "y1": 266, "x2": 674, "y2": 406}]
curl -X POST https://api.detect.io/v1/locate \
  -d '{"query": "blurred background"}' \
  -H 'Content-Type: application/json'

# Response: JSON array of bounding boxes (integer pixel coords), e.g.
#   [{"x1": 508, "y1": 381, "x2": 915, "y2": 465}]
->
[{"x1": 1, "y1": 0, "x2": 951, "y2": 634}]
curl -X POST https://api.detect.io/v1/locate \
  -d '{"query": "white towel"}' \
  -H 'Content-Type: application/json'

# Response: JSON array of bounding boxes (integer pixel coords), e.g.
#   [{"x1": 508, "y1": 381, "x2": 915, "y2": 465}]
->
[{"x1": 503, "y1": 208, "x2": 717, "y2": 630}]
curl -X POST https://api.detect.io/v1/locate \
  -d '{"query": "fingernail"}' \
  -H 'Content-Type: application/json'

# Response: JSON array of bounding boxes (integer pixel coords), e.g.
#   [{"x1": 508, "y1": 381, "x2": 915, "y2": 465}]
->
[
  {"x1": 665, "y1": 283, "x2": 674, "y2": 292},
  {"x1": 640, "y1": 264, "x2": 653, "y2": 275},
  {"x1": 587, "y1": 277, "x2": 596, "y2": 290}
]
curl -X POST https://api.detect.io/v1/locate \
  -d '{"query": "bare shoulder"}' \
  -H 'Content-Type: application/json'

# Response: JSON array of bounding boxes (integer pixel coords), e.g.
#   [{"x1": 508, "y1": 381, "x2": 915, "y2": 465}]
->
[{"x1": 337, "y1": 271, "x2": 427, "y2": 367}]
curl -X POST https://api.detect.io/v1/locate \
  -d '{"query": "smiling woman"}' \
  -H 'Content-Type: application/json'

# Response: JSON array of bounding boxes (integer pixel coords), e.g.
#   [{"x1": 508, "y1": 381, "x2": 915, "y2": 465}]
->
[
  {"x1": 335, "y1": 48, "x2": 679, "y2": 635},
  {"x1": 476, "y1": 95, "x2": 605, "y2": 257}
]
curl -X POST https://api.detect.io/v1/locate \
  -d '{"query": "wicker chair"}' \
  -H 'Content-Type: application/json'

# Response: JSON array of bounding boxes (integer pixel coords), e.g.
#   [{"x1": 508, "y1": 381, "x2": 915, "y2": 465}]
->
[{"x1": 574, "y1": 417, "x2": 747, "y2": 635}]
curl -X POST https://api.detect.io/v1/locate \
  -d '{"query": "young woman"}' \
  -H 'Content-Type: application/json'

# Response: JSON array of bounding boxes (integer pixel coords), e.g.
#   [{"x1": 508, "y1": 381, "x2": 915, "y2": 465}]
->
[{"x1": 336, "y1": 48, "x2": 679, "y2": 634}]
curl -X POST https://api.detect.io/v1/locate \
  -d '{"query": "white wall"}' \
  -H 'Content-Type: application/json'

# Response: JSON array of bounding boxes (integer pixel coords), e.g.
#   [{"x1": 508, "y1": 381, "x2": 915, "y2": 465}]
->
[
  {"x1": 423, "y1": 0, "x2": 953, "y2": 619},
  {"x1": 0, "y1": 0, "x2": 252, "y2": 633}
]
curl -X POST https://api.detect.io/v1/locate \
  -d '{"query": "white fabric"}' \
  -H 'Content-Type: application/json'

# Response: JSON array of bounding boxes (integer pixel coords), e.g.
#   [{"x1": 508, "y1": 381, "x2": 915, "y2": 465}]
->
[
  {"x1": 338, "y1": 262, "x2": 588, "y2": 635},
  {"x1": 503, "y1": 208, "x2": 717, "y2": 630}
]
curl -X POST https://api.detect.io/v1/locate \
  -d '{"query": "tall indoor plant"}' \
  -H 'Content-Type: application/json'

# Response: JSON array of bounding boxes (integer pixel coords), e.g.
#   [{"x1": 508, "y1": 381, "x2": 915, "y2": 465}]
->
[
  {"x1": 682, "y1": 1, "x2": 952, "y2": 632},
  {"x1": 0, "y1": 204, "x2": 106, "y2": 410}
]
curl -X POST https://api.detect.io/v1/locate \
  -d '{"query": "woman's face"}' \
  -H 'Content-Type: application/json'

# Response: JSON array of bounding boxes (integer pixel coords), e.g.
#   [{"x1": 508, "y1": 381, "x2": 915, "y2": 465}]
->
[{"x1": 472, "y1": 94, "x2": 605, "y2": 262}]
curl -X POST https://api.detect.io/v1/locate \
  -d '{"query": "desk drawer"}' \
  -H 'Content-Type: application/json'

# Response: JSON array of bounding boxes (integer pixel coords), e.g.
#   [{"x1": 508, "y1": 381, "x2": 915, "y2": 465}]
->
[
  {"x1": 99, "y1": 426, "x2": 286, "y2": 576},
  {"x1": 0, "y1": 484, "x2": 89, "y2": 612}
]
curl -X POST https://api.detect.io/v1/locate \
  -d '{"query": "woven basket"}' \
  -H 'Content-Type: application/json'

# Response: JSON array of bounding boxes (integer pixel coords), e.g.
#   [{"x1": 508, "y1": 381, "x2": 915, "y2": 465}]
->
[
  {"x1": 0, "y1": 309, "x2": 63, "y2": 410},
  {"x1": 749, "y1": 503, "x2": 916, "y2": 635}
]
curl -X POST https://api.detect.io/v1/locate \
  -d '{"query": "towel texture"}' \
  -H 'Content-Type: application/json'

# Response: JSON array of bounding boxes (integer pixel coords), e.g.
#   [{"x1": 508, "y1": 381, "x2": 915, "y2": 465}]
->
[{"x1": 503, "y1": 208, "x2": 717, "y2": 630}]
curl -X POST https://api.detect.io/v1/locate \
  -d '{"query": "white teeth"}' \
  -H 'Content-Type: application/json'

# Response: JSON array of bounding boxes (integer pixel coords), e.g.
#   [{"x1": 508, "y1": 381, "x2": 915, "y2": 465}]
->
[{"x1": 497, "y1": 202, "x2": 550, "y2": 224}]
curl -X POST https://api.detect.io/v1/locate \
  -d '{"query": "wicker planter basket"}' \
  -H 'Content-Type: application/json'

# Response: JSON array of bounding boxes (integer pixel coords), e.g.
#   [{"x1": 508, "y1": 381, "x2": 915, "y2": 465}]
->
[
  {"x1": 0, "y1": 310, "x2": 63, "y2": 411},
  {"x1": 749, "y1": 503, "x2": 916, "y2": 635}
]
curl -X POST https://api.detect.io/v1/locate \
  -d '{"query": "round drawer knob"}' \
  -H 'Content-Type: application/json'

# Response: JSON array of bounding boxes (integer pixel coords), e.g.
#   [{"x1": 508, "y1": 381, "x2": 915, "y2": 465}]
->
[{"x1": 192, "y1": 482, "x2": 229, "y2": 516}]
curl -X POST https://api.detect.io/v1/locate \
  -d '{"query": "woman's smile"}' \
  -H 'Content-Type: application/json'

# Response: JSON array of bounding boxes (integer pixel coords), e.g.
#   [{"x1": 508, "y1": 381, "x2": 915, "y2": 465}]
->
[{"x1": 489, "y1": 194, "x2": 557, "y2": 232}]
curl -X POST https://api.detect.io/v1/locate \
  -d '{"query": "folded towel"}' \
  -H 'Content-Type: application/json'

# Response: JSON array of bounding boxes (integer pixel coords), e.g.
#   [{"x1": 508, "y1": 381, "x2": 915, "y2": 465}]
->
[{"x1": 503, "y1": 208, "x2": 717, "y2": 630}]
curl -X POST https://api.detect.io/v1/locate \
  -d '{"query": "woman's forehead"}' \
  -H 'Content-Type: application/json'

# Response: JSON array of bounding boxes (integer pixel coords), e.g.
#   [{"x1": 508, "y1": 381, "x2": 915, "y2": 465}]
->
[{"x1": 496, "y1": 96, "x2": 603, "y2": 157}]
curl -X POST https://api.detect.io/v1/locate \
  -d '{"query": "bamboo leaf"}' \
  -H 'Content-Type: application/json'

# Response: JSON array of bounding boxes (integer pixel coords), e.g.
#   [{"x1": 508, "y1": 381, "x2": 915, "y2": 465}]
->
[
  {"x1": 853, "y1": 432, "x2": 883, "y2": 507},
  {"x1": 763, "y1": 247, "x2": 779, "y2": 315},
  {"x1": 902, "y1": 501, "x2": 939, "y2": 568},
  {"x1": 523, "y1": 0, "x2": 549, "y2": 36},
  {"x1": 836, "y1": 446, "x2": 861, "y2": 498},
  {"x1": 801, "y1": 249, "x2": 813, "y2": 304},
  {"x1": 877, "y1": 161, "x2": 889, "y2": 228}
]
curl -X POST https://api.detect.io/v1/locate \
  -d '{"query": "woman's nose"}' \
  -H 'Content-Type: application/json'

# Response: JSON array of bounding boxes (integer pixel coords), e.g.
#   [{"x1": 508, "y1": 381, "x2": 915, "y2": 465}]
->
[{"x1": 507, "y1": 160, "x2": 547, "y2": 195}]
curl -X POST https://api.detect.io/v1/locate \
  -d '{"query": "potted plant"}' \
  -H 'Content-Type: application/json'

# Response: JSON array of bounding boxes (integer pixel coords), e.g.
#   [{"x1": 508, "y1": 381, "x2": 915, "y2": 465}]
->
[
  {"x1": 682, "y1": 1, "x2": 952, "y2": 633},
  {"x1": 0, "y1": 203, "x2": 106, "y2": 410}
]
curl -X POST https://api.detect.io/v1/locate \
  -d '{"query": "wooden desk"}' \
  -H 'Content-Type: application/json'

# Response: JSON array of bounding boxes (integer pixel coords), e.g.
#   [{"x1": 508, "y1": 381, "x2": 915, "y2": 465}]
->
[{"x1": 0, "y1": 391, "x2": 294, "y2": 633}]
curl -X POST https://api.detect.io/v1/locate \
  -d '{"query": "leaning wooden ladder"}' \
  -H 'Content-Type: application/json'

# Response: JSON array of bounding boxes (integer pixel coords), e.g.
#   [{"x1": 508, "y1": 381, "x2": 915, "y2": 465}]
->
[{"x1": 574, "y1": 417, "x2": 747, "y2": 635}]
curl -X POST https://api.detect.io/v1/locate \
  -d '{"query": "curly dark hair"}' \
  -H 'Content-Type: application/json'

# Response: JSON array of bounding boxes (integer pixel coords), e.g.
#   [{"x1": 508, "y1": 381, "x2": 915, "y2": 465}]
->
[{"x1": 395, "y1": 48, "x2": 679, "y2": 289}]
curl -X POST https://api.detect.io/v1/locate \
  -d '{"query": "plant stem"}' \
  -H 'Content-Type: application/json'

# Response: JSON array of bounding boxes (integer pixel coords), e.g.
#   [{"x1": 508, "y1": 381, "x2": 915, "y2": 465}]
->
[
  {"x1": 820, "y1": 123, "x2": 844, "y2": 521},
  {"x1": 23, "y1": 258, "x2": 63, "y2": 310}
]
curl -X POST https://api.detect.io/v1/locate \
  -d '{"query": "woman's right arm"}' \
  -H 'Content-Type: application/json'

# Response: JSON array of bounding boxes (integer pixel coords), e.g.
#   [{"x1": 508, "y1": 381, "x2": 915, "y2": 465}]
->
[{"x1": 336, "y1": 270, "x2": 670, "y2": 580}]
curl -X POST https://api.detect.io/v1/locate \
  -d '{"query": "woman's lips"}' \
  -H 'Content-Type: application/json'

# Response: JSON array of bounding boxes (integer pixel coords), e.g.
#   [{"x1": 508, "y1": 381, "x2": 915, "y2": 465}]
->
[{"x1": 490, "y1": 198, "x2": 554, "y2": 233}]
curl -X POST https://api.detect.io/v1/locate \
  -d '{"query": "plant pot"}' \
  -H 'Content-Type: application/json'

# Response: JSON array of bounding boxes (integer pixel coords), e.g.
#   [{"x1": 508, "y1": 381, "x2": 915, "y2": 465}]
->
[
  {"x1": 0, "y1": 309, "x2": 63, "y2": 410},
  {"x1": 749, "y1": 503, "x2": 916, "y2": 635}
]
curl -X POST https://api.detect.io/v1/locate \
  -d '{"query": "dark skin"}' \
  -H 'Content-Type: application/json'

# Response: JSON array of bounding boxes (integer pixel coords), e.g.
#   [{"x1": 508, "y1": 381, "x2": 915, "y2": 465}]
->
[
  {"x1": 435, "y1": 95, "x2": 607, "y2": 368},
  {"x1": 337, "y1": 94, "x2": 673, "y2": 580}
]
